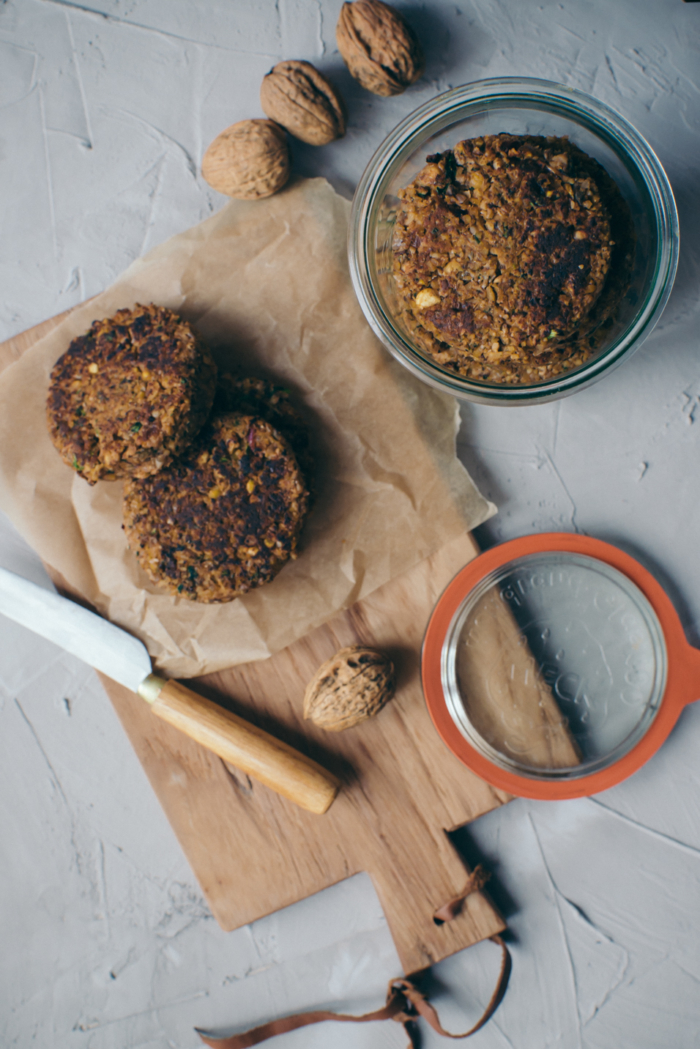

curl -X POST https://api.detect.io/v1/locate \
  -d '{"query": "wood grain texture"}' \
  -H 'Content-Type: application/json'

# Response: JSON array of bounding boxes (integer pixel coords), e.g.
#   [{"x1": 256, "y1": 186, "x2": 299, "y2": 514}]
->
[
  {"x1": 148, "y1": 677, "x2": 340, "y2": 813},
  {"x1": 457, "y1": 589, "x2": 582, "y2": 769},
  {"x1": 99, "y1": 530, "x2": 509, "y2": 974},
  {"x1": 1, "y1": 312, "x2": 508, "y2": 975}
]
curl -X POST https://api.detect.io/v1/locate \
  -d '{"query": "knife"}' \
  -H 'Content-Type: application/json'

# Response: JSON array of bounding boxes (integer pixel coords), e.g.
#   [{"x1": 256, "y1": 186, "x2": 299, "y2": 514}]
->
[{"x1": 0, "y1": 566, "x2": 340, "y2": 814}]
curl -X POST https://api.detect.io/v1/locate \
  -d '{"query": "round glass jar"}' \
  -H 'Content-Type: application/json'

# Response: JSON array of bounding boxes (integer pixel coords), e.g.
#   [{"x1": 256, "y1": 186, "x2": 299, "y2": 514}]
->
[
  {"x1": 349, "y1": 77, "x2": 679, "y2": 406},
  {"x1": 440, "y1": 551, "x2": 667, "y2": 782},
  {"x1": 422, "y1": 533, "x2": 700, "y2": 800}
]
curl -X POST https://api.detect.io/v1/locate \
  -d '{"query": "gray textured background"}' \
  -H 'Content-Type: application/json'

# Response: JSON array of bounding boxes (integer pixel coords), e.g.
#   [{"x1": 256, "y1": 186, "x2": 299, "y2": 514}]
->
[{"x1": 1, "y1": 2, "x2": 699, "y2": 1046}]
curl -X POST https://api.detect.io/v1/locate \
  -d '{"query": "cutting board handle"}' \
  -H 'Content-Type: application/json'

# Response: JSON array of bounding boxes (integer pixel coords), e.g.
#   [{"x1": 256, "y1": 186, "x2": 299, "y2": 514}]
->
[{"x1": 139, "y1": 675, "x2": 340, "y2": 814}]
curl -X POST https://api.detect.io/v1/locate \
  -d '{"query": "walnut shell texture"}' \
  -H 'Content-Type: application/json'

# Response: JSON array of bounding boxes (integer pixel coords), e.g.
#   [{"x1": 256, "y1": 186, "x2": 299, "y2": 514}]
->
[
  {"x1": 201, "y1": 119, "x2": 290, "y2": 200},
  {"x1": 336, "y1": 0, "x2": 424, "y2": 97},
  {"x1": 260, "y1": 60, "x2": 347, "y2": 146},
  {"x1": 303, "y1": 645, "x2": 395, "y2": 731}
]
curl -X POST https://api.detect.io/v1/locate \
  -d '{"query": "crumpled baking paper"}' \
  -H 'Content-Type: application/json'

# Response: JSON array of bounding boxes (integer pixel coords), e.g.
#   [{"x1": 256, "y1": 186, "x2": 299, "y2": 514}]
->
[{"x1": 0, "y1": 177, "x2": 495, "y2": 678}]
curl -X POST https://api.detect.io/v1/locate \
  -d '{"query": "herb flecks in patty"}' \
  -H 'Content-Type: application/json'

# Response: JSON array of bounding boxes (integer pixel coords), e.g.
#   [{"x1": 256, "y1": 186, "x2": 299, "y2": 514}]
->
[
  {"x1": 392, "y1": 134, "x2": 633, "y2": 385},
  {"x1": 123, "y1": 413, "x2": 310, "y2": 604},
  {"x1": 47, "y1": 303, "x2": 217, "y2": 483}
]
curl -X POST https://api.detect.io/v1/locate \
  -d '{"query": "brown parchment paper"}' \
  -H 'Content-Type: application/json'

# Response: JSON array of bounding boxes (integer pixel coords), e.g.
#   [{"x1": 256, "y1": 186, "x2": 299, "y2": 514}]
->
[{"x1": 0, "y1": 178, "x2": 495, "y2": 679}]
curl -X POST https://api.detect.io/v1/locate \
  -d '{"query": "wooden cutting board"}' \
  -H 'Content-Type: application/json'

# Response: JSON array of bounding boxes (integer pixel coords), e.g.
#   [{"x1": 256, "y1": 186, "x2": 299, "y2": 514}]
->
[{"x1": 0, "y1": 312, "x2": 509, "y2": 976}]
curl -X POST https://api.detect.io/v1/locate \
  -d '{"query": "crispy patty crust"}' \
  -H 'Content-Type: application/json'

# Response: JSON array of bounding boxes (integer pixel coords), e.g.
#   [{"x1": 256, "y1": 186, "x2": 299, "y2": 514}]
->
[
  {"x1": 47, "y1": 303, "x2": 217, "y2": 484},
  {"x1": 214, "y1": 375, "x2": 315, "y2": 483},
  {"x1": 392, "y1": 134, "x2": 629, "y2": 384},
  {"x1": 122, "y1": 412, "x2": 310, "y2": 603}
]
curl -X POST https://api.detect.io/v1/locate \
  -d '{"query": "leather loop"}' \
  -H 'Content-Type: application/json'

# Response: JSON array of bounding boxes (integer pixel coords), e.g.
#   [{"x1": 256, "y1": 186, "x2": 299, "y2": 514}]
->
[
  {"x1": 390, "y1": 935, "x2": 512, "y2": 1039},
  {"x1": 433, "y1": 864, "x2": 491, "y2": 924},
  {"x1": 196, "y1": 934, "x2": 511, "y2": 1049}
]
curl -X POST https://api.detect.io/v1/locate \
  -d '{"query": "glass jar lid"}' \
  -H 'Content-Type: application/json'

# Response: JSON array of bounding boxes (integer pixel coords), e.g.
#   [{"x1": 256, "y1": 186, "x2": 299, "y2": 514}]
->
[
  {"x1": 422, "y1": 534, "x2": 700, "y2": 799},
  {"x1": 442, "y1": 552, "x2": 667, "y2": 781}
]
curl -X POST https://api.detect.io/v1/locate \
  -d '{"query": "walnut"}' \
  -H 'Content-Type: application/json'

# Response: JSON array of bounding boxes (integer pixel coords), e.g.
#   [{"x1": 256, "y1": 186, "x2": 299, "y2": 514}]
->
[
  {"x1": 303, "y1": 646, "x2": 395, "y2": 731},
  {"x1": 335, "y1": 0, "x2": 424, "y2": 97},
  {"x1": 260, "y1": 61, "x2": 347, "y2": 146},
  {"x1": 201, "y1": 119, "x2": 290, "y2": 200}
]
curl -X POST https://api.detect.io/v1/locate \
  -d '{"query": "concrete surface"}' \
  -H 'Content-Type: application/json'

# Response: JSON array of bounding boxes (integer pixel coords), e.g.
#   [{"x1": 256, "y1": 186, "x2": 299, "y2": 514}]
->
[{"x1": 1, "y1": 1, "x2": 699, "y2": 1046}]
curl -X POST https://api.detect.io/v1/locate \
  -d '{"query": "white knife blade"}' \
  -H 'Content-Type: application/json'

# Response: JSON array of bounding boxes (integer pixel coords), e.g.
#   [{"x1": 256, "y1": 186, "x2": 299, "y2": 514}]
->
[
  {"x1": 0, "y1": 565, "x2": 152, "y2": 691},
  {"x1": 0, "y1": 565, "x2": 340, "y2": 814}
]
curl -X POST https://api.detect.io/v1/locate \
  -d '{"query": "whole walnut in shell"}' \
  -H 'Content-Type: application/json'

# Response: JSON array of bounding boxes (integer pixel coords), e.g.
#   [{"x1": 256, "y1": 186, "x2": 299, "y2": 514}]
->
[
  {"x1": 303, "y1": 646, "x2": 395, "y2": 731},
  {"x1": 261, "y1": 60, "x2": 347, "y2": 146},
  {"x1": 336, "y1": 0, "x2": 424, "y2": 97},
  {"x1": 202, "y1": 119, "x2": 289, "y2": 200}
]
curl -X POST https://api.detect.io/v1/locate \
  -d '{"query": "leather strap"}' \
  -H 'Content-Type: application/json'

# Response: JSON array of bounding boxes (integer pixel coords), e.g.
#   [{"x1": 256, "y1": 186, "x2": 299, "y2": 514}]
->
[
  {"x1": 433, "y1": 865, "x2": 491, "y2": 924},
  {"x1": 196, "y1": 929, "x2": 511, "y2": 1049}
]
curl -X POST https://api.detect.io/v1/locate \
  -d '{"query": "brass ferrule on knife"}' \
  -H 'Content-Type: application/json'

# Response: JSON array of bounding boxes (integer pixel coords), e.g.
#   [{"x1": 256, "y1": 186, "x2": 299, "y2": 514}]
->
[{"x1": 138, "y1": 673, "x2": 167, "y2": 704}]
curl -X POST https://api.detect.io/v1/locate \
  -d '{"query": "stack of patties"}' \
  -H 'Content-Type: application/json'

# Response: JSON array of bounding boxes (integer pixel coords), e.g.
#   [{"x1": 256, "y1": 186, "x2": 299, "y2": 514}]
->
[{"x1": 47, "y1": 304, "x2": 311, "y2": 603}]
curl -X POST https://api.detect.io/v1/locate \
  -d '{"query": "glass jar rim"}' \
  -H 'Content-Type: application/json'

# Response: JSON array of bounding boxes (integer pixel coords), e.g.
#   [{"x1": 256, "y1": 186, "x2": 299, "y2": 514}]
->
[{"x1": 349, "y1": 77, "x2": 679, "y2": 406}]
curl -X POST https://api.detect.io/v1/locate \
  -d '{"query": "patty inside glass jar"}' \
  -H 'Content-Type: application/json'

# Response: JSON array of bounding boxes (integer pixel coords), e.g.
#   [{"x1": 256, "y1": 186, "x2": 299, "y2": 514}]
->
[{"x1": 391, "y1": 134, "x2": 634, "y2": 385}]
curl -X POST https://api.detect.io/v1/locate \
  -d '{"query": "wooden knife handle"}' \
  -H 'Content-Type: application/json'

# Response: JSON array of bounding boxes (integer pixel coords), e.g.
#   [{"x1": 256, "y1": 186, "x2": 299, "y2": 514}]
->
[{"x1": 139, "y1": 675, "x2": 340, "y2": 814}]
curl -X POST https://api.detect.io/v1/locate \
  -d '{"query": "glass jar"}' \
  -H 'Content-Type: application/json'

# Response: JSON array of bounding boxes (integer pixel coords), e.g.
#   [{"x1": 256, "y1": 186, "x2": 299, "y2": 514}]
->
[
  {"x1": 349, "y1": 77, "x2": 679, "y2": 406},
  {"x1": 421, "y1": 533, "x2": 700, "y2": 800}
]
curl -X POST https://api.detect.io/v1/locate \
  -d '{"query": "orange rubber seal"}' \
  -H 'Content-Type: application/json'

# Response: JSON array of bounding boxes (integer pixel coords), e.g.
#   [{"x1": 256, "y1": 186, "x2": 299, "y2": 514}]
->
[{"x1": 422, "y1": 533, "x2": 700, "y2": 799}]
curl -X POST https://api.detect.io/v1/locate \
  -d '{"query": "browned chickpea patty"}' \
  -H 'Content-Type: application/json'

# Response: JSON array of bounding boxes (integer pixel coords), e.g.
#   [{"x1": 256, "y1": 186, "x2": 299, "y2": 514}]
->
[
  {"x1": 46, "y1": 303, "x2": 217, "y2": 484},
  {"x1": 122, "y1": 413, "x2": 310, "y2": 603},
  {"x1": 214, "y1": 375, "x2": 315, "y2": 484},
  {"x1": 392, "y1": 134, "x2": 630, "y2": 384}
]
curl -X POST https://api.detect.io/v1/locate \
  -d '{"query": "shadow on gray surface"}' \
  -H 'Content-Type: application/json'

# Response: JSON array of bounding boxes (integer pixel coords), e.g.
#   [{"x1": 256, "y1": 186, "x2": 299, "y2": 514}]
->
[
  {"x1": 447, "y1": 822, "x2": 520, "y2": 929},
  {"x1": 595, "y1": 530, "x2": 700, "y2": 647}
]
